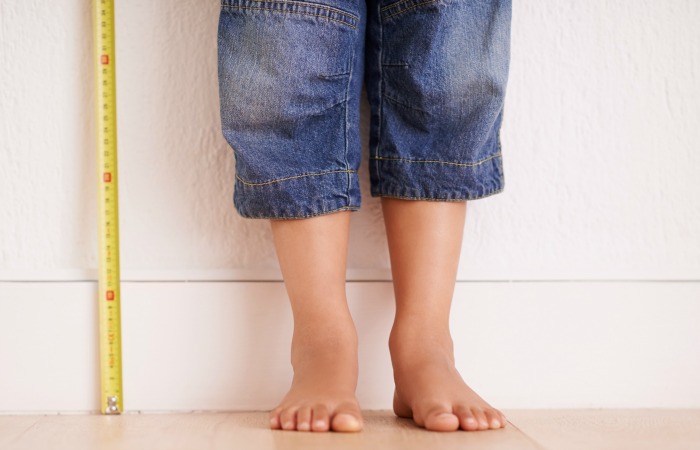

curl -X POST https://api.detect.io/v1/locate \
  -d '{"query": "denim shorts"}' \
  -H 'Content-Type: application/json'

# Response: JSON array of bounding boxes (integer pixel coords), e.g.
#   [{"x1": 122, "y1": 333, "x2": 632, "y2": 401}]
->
[{"x1": 217, "y1": 0, "x2": 511, "y2": 219}]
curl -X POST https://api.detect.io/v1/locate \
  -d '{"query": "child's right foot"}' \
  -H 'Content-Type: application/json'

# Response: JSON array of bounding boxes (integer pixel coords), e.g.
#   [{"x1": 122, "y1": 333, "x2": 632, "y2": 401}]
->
[{"x1": 269, "y1": 323, "x2": 363, "y2": 432}]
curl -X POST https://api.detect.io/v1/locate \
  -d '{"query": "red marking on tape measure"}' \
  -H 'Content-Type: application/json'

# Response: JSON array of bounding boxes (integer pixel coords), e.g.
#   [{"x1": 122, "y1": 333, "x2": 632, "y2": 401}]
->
[
  {"x1": 101, "y1": 54, "x2": 110, "y2": 65},
  {"x1": 106, "y1": 290, "x2": 114, "y2": 301},
  {"x1": 104, "y1": 172, "x2": 111, "y2": 182}
]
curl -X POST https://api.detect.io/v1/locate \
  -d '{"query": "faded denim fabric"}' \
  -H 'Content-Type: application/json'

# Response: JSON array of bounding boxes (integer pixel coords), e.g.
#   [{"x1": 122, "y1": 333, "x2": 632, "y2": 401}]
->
[{"x1": 218, "y1": 0, "x2": 512, "y2": 219}]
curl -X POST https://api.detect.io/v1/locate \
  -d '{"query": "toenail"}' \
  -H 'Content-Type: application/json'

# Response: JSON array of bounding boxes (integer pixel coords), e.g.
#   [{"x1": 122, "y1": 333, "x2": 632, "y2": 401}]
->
[
  {"x1": 339, "y1": 414, "x2": 359, "y2": 424},
  {"x1": 283, "y1": 422, "x2": 293, "y2": 429},
  {"x1": 314, "y1": 420, "x2": 326, "y2": 428},
  {"x1": 491, "y1": 419, "x2": 500, "y2": 428}
]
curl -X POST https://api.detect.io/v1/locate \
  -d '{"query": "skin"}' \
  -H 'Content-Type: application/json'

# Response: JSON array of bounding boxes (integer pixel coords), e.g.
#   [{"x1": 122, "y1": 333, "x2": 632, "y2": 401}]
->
[{"x1": 268, "y1": 198, "x2": 507, "y2": 432}]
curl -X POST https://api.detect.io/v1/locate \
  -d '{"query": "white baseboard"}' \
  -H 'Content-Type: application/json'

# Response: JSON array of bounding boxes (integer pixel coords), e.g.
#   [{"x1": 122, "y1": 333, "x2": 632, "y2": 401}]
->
[{"x1": 1, "y1": 281, "x2": 699, "y2": 413}]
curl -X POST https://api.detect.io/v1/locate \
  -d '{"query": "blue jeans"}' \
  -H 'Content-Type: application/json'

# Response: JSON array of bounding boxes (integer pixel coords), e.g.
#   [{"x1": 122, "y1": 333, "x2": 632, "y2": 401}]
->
[{"x1": 218, "y1": 0, "x2": 512, "y2": 219}]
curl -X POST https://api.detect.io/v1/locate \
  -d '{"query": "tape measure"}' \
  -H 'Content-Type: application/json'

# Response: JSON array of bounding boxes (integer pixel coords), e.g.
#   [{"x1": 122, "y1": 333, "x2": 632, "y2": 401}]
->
[{"x1": 94, "y1": 0, "x2": 124, "y2": 415}]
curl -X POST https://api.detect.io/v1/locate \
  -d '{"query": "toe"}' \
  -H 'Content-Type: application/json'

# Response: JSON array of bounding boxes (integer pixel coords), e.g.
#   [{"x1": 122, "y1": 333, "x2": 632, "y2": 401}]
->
[
  {"x1": 279, "y1": 407, "x2": 297, "y2": 431},
  {"x1": 296, "y1": 407, "x2": 312, "y2": 431},
  {"x1": 269, "y1": 408, "x2": 282, "y2": 430},
  {"x1": 454, "y1": 405, "x2": 479, "y2": 431},
  {"x1": 330, "y1": 402, "x2": 363, "y2": 432},
  {"x1": 498, "y1": 410, "x2": 508, "y2": 427},
  {"x1": 484, "y1": 409, "x2": 502, "y2": 429},
  {"x1": 422, "y1": 405, "x2": 460, "y2": 432},
  {"x1": 471, "y1": 408, "x2": 490, "y2": 431},
  {"x1": 311, "y1": 405, "x2": 330, "y2": 432}
]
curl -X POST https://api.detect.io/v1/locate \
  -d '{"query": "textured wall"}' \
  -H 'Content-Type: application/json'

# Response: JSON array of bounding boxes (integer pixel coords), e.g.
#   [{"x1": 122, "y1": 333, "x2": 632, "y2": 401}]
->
[{"x1": 1, "y1": 0, "x2": 699, "y2": 280}]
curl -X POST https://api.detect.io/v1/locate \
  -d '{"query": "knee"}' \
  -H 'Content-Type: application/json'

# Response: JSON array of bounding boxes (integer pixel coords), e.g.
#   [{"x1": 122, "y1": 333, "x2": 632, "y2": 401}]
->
[{"x1": 383, "y1": 62, "x2": 506, "y2": 133}]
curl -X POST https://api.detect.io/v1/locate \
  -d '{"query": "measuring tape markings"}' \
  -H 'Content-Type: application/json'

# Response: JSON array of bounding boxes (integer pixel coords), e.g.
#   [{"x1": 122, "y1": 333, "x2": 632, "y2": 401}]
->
[{"x1": 95, "y1": 0, "x2": 123, "y2": 415}]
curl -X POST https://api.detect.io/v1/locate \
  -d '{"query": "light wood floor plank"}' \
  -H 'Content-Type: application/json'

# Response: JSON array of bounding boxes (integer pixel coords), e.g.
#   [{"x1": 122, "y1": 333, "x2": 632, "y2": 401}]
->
[
  {"x1": 507, "y1": 409, "x2": 700, "y2": 450},
  {"x1": 0, "y1": 416, "x2": 42, "y2": 448},
  {"x1": 5, "y1": 410, "x2": 700, "y2": 450},
  {"x1": 0, "y1": 411, "x2": 540, "y2": 450}
]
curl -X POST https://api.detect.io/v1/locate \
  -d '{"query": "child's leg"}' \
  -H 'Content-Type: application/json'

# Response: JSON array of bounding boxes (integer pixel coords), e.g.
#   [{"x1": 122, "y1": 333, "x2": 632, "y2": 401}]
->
[
  {"x1": 381, "y1": 198, "x2": 507, "y2": 432},
  {"x1": 268, "y1": 210, "x2": 362, "y2": 432}
]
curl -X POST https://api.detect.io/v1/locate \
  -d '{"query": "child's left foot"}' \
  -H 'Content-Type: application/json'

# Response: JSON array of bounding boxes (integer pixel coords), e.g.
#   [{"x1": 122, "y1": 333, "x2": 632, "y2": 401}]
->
[{"x1": 389, "y1": 327, "x2": 507, "y2": 432}]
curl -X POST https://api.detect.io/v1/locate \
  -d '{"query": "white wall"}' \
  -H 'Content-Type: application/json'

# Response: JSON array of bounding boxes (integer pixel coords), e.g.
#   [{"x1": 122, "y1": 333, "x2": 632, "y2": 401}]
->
[
  {"x1": 2, "y1": 281, "x2": 699, "y2": 413},
  {"x1": 1, "y1": 1, "x2": 699, "y2": 412}
]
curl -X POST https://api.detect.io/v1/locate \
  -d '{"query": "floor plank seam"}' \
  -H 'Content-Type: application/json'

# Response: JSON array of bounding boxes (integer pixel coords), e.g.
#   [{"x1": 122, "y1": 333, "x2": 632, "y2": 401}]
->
[
  {"x1": 4, "y1": 419, "x2": 42, "y2": 448},
  {"x1": 506, "y1": 419, "x2": 551, "y2": 450}
]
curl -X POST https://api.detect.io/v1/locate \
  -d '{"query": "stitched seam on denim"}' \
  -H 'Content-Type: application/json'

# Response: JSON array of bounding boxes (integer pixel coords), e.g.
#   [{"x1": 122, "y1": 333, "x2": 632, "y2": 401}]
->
[
  {"x1": 370, "y1": 153, "x2": 502, "y2": 167},
  {"x1": 253, "y1": 205, "x2": 360, "y2": 220},
  {"x1": 343, "y1": 40, "x2": 355, "y2": 207},
  {"x1": 376, "y1": 5, "x2": 384, "y2": 191},
  {"x1": 381, "y1": 0, "x2": 436, "y2": 14},
  {"x1": 236, "y1": 169, "x2": 357, "y2": 186},
  {"x1": 381, "y1": 0, "x2": 438, "y2": 20},
  {"x1": 224, "y1": 0, "x2": 357, "y2": 19},
  {"x1": 221, "y1": 2, "x2": 358, "y2": 29},
  {"x1": 221, "y1": 5, "x2": 357, "y2": 28},
  {"x1": 496, "y1": 115, "x2": 505, "y2": 179},
  {"x1": 379, "y1": 0, "x2": 413, "y2": 13},
  {"x1": 372, "y1": 186, "x2": 504, "y2": 202}
]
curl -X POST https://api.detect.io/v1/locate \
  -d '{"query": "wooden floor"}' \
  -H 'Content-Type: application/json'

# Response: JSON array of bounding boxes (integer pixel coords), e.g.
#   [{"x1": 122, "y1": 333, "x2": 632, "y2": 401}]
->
[{"x1": 1, "y1": 410, "x2": 699, "y2": 450}]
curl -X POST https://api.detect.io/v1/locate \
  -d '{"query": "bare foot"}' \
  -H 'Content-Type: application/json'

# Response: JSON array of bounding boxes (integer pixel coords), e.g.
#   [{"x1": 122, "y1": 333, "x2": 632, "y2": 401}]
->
[
  {"x1": 269, "y1": 324, "x2": 363, "y2": 432},
  {"x1": 389, "y1": 327, "x2": 507, "y2": 432}
]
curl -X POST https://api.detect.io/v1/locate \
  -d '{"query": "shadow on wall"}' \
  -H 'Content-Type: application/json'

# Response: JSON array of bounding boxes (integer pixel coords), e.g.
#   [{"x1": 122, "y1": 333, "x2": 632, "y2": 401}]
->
[{"x1": 77, "y1": 2, "x2": 99, "y2": 272}]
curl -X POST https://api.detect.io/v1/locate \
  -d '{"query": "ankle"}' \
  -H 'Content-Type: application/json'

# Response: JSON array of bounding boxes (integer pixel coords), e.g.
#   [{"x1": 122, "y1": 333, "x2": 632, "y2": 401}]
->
[
  {"x1": 290, "y1": 319, "x2": 358, "y2": 369},
  {"x1": 389, "y1": 316, "x2": 453, "y2": 345},
  {"x1": 389, "y1": 321, "x2": 455, "y2": 364}
]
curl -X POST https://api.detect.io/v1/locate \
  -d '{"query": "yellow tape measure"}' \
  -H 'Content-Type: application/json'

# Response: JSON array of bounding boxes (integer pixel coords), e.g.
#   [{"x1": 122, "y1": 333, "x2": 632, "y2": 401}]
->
[{"x1": 94, "y1": 0, "x2": 123, "y2": 415}]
